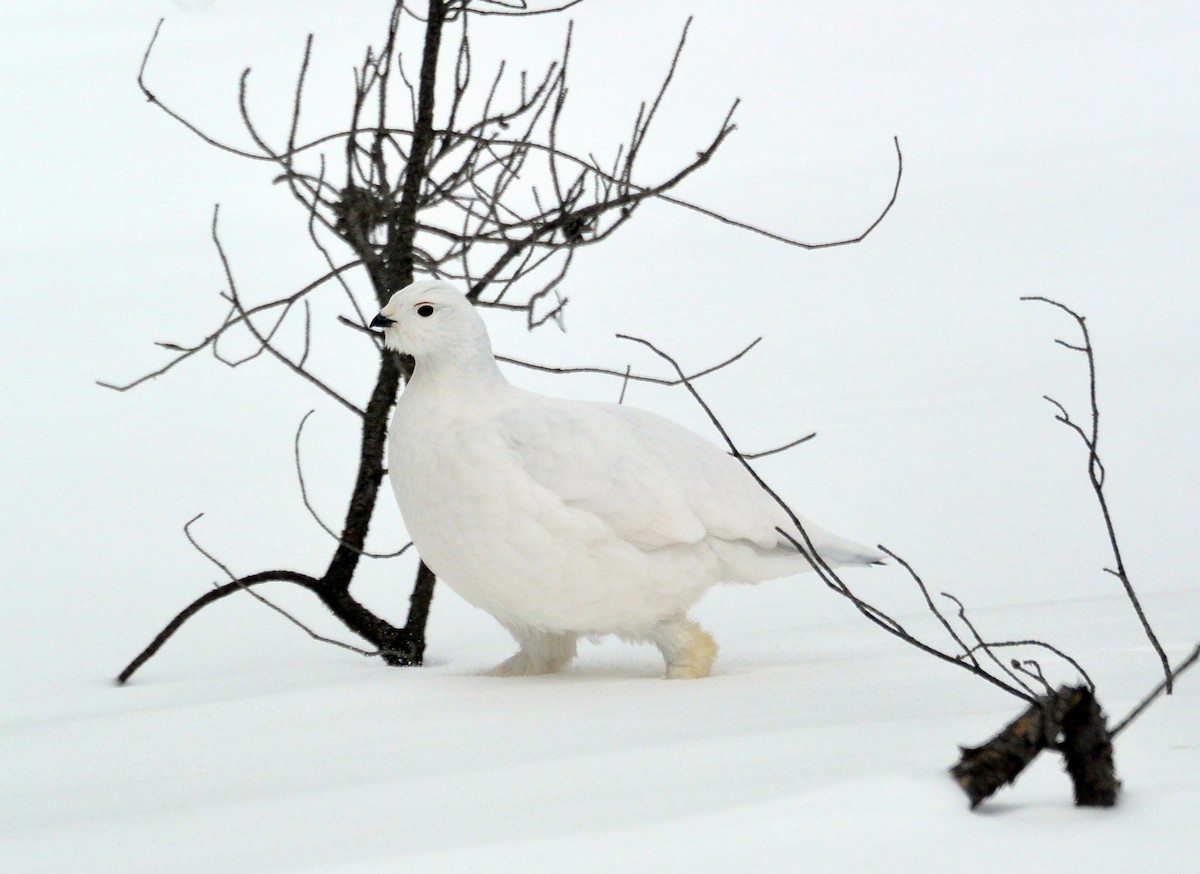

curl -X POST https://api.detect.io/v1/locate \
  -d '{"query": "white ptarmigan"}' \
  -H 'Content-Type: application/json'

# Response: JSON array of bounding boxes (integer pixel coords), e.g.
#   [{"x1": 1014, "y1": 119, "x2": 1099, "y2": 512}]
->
[{"x1": 371, "y1": 280, "x2": 882, "y2": 679}]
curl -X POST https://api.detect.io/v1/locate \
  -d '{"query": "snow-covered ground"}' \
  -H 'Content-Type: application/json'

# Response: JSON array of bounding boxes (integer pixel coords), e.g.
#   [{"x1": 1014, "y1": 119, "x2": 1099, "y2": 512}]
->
[{"x1": 3, "y1": 2, "x2": 1197, "y2": 871}]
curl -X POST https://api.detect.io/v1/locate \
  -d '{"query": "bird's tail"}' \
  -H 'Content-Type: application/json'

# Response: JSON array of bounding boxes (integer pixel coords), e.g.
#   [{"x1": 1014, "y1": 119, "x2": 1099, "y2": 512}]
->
[
  {"x1": 784, "y1": 521, "x2": 885, "y2": 569},
  {"x1": 712, "y1": 526, "x2": 883, "y2": 585}
]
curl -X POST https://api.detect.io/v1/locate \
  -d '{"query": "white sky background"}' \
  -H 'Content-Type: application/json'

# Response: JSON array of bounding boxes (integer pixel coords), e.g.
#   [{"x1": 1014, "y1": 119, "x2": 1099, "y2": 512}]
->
[{"x1": 2, "y1": 2, "x2": 1198, "y2": 870}]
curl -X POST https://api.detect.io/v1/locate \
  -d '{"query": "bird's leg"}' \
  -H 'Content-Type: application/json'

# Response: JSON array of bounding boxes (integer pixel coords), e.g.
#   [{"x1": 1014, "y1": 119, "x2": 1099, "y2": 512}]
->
[
  {"x1": 484, "y1": 626, "x2": 577, "y2": 677},
  {"x1": 652, "y1": 616, "x2": 718, "y2": 679}
]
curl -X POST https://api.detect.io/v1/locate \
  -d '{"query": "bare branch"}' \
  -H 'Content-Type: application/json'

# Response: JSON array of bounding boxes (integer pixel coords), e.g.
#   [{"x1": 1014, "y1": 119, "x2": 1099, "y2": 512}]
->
[
  {"x1": 656, "y1": 136, "x2": 904, "y2": 251},
  {"x1": 881, "y1": 546, "x2": 980, "y2": 670},
  {"x1": 617, "y1": 364, "x2": 631, "y2": 404},
  {"x1": 737, "y1": 432, "x2": 816, "y2": 461},
  {"x1": 286, "y1": 124, "x2": 902, "y2": 256},
  {"x1": 1023, "y1": 295, "x2": 1173, "y2": 692},
  {"x1": 1111, "y1": 641, "x2": 1200, "y2": 737},
  {"x1": 464, "y1": 0, "x2": 588, "y2": 16},
  {"x1": 941, "y1": 592, "x2": 1038, "y2": 699},
  {"x1": 286, "y1": 34, "x2": 314, "y2": 159},
  {"x1": 97, "y1": 258, "x2": 363, "y2": 393},
  {"x1": 114, "y1": 568, "x2": 323, "y2": 685},
  {"x1": 210, "y1": 206, "x2": 366, "y2": 417},
  {"x1": 960, "y1": 639, "x2": 1095, "y2": 693},
  {"x1": 625, "y1": 17, "x2": 691, "y2": 172},
  {"x1": 293, "y1": 410, "x2": 413, "y2": 558},
  {"x1": 1012, "y1": 658, "x2": 1055, "y2": 699},
  {"x1": 615, "y1": 331, "x2": 1045, "y2": 704},
  {"x1": 180, "y1": 512, "x2": 381, "y2": 658},
  {"x1": 137, "y1": 20, "x2": 269, "y2": 162},
  {"x1": 495, "y1": 336, "x2": 762, "y2": 386}
]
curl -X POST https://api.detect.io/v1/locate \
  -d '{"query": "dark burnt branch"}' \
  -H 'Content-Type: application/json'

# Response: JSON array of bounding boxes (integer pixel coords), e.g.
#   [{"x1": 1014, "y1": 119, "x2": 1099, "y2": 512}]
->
[
  {"x1": 951, "y1": 690, "x2": 1071, "y2": 808},
  {"x1": 1022, "y1": 296, "x2": 1172, "y2": 693},
  {"x1": 951, "y1": 684, "x2": 1120, "y2": 808},
  {"x1": 950, "y1": 686, "x2": 1101, "y2": 809},
  {"x1": 1060, "y1": 686, "x2": 1120, "y2": 806}
]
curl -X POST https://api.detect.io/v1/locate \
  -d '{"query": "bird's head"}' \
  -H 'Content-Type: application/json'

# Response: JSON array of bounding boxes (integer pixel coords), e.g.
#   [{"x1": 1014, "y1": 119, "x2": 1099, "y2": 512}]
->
[{"x1": 371, "y1": 280, "x2": 492, "y2": 363}]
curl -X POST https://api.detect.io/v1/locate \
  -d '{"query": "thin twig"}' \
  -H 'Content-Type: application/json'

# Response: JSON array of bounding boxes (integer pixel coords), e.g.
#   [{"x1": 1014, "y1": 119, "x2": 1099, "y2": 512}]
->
[
  {"x1": 959, "y1": 639, "x2": 1095, "y2": 693},
  {"x1": 616, "y1": 364, "x2": 632, "y2": 404},
  {"x1": 1012, "y1": 658, "x2": 1055, "y2": 698},
  {"x1": 657, "y1": 137, "x2": 904, "y2": 251},
  {"x1": 881, "y1": 546, "x2": 980, "y2": 670},
  {"x1": 96, "y1": 259, "x2": 363, "y2": 393},
  {"x1": 466, "y1": 0, "x2": 587, "y2": 17},
  {"x1": 181, "y1": 512, "x2": 381, "y2": 658},
  {"x1": 210, "y1": 206, "x2": 365, "y2": 417},
  {"x1": 737, "y1": 432, "x2": 816, "y2": 460},
  {"x1": 941, "y1": 592, "x2": 1038, "y2": 699},
  {"x1": 293, "y1": 410, "x2": 413, "y2": 558},
  {"x1": 137, "y1": 20, "x2": 268, "y2": 162},
  {"x1": 498, "y1": 337, "x2": 762, "y2": 386},
  {"x1": 340, "y1": 311, "x2": 765, "y2": 388},
  {"x1": 1111, "y1": 641, "x2": 1200, "y2": 737}
]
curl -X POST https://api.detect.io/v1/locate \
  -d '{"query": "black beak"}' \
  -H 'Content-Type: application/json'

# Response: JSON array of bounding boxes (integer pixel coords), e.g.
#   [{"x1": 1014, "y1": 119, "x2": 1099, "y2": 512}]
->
[{"x1": 370, "y1": 313, "x2": 396, "y2": 329}]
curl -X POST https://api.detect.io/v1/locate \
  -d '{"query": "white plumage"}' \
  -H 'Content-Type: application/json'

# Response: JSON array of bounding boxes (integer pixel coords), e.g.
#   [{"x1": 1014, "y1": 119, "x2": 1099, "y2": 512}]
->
[{"x1": 372, "y1": 280, "x2": 881, "y2": 678}]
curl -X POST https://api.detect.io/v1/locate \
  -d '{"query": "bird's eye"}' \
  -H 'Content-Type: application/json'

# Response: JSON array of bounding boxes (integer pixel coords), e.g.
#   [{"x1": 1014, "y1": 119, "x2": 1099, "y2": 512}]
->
[{"x1": 417, "y1": 304, "x2": 434, "y2": 318}]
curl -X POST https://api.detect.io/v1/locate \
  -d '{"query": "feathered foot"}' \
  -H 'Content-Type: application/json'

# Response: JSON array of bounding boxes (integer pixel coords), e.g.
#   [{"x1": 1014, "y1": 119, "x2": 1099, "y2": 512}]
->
[
  {"x1": 653, "y1": 617, "x2": 718, "y2": 679},
  {"x1": 485, "y1": 627, "x2": 577, "y2": 677}
]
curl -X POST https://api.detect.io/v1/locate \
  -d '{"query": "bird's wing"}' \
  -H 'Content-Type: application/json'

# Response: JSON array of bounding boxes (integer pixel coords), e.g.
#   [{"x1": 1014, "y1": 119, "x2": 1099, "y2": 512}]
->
[
  {"x1": 607, "y1": 404, "x2": 795, "y2": 549},
  {"x1": 615, "y1": 404, "x2": 885, "y2": 566},
  {"x1": 496, "y1": 396, "x2": 708, "y2": 550},
  {"x1": 498, "y1": 394, "x2": 881, "y2": 567}
]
